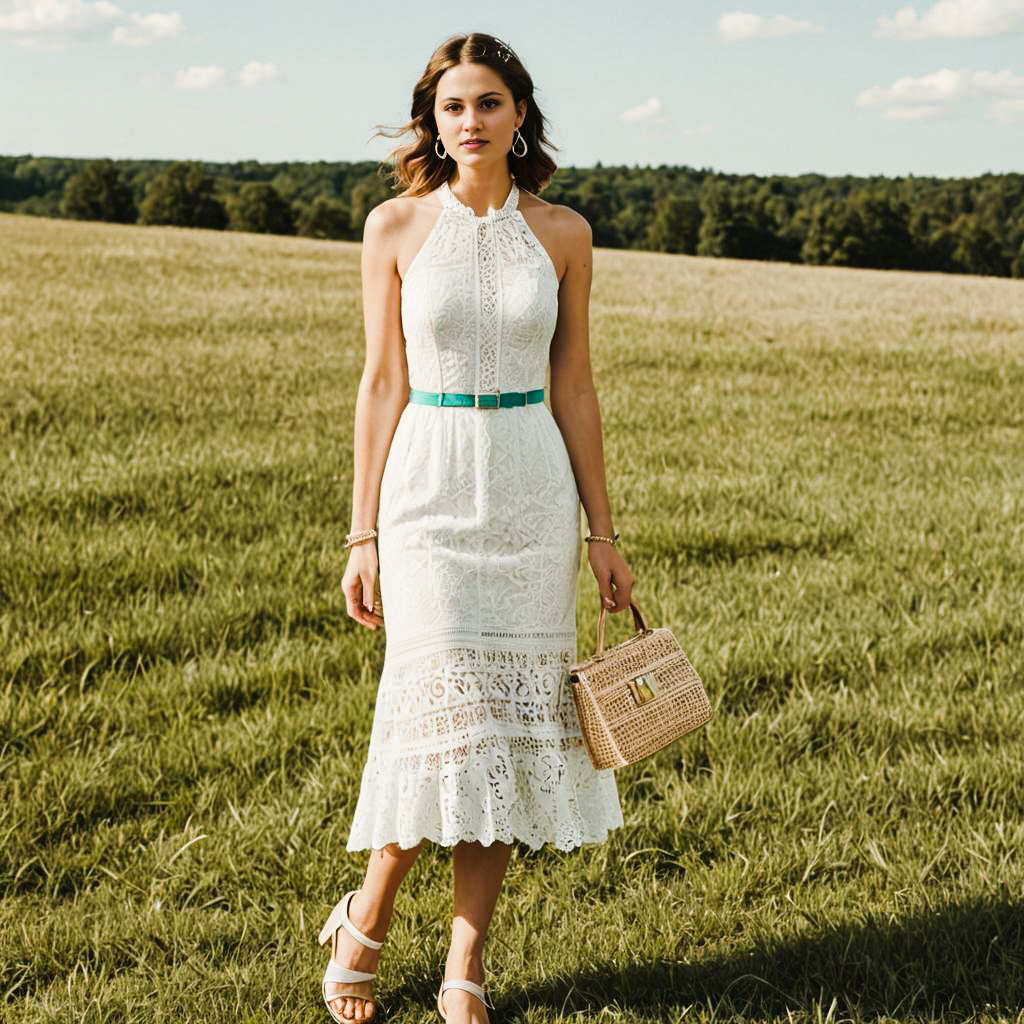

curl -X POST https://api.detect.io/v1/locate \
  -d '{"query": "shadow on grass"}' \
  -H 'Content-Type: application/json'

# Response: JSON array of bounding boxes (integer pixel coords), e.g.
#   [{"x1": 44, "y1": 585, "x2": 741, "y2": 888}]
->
[
  {"x1": 556, "y1": 895, "x2": 1020, "y2": 1019},
  {"x1": 396, "y1": 895, "x2": 1023, "y2": 1020}
]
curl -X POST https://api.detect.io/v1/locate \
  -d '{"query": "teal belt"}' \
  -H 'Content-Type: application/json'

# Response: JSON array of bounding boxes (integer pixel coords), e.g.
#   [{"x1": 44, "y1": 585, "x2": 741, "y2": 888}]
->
[{"x1": 409, "y1": 387, "x2": 545, "y2": 409}]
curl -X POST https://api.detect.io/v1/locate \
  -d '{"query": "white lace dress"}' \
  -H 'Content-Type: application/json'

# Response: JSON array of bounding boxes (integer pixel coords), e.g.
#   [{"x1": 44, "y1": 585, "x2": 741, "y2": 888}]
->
[{"x1": 345, "y1": 179, "x2": 624, "y2": 852}]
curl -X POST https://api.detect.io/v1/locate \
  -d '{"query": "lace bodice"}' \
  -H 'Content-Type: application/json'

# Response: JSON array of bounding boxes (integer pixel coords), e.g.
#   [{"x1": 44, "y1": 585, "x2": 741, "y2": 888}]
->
[{"x1": 400, "y1": 179, "x2": 560, "y2": 394}]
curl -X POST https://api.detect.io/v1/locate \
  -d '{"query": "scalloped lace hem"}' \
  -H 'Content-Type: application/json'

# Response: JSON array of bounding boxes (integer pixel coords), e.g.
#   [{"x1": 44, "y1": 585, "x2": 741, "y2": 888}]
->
[
  {"x1": 345, "y1": 742, "x2": 624, "y2": 853},
  {"x1": 345, "y1": 821, "x2": 623, "y2": 853}
]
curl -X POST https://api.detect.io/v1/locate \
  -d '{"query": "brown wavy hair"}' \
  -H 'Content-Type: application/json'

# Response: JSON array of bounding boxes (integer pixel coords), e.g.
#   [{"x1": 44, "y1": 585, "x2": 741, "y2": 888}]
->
[{"x1": 373, "y1": 32, "x2": 559, "y2": 198}]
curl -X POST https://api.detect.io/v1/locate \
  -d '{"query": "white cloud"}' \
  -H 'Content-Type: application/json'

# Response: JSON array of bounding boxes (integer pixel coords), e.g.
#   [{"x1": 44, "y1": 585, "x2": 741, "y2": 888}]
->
[
  {"x1": 718, "y1": 11, "x2": 823, "y2": 41},
  {"x1": 112, "y1": 10, "x2": 182, "y2": 46},
  {"x1": 0, "y1": 2, "x2": 184, "y2": 49},
  {"x1": 857, "y1": 67, "x2": 1024, "y2": 106},
  {"x1": 0, "y1": 0, "x2": 121, "y2": 34},
  {"x1": 238, "y1": 60, "x2": 280, "y2": 87},
  {"x1": 875, "y1": 0, "x2": 1024, "y2": 39},
  {"x1": 174, "y1": 64, "x2": 224, "y2": 91},
  {"x1": 856, "y1": 67, "x2": 1024, "y2": 122},
  {"x1": 684, "y1": 124, "x2": 713, "y2": 136},
  {"x1": 619, "y1": 96, "x2": 671, "y2": 124}
]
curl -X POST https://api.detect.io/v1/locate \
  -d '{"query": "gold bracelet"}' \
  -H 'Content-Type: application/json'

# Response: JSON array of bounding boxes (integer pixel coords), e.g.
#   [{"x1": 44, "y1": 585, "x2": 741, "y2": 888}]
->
[
  {"x1": 344, "y1": 528, "x2": 378, "y2": 548},
  {"x1": 585, "y1": 532, "x2": 619, "y2": 546}
]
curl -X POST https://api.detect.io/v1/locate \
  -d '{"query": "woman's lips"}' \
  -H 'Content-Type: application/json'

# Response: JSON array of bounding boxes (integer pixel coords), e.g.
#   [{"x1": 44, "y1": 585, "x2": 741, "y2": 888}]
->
[{"x1": 461, "y1": 140, "x2": 488, "y2": 149}]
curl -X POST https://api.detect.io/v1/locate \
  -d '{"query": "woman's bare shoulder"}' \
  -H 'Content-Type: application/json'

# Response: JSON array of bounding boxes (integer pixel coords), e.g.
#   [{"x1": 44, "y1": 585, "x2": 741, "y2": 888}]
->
[
  {"x1": 363, "y1": 191, "x2": 446, "y2": 279},
  {"x1": 519, "y1": 189, "x2": 590, "y2": 240},
  {"x1": 519, "y1": 189, "x2": 591, "y2": 279},
  {"x1": 364, "y1": 192, "x2": 441, "y2": 235}
]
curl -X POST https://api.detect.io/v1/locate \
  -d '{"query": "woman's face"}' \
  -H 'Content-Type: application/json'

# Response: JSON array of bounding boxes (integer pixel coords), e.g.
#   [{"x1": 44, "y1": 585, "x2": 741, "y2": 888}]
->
[{"x1": 433, "y1": 61, "x2": 525, "y2": 169}]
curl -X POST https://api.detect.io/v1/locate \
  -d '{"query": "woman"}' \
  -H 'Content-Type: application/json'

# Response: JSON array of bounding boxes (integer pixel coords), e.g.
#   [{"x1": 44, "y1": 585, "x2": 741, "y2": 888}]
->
[{"x1": 322, "y1": 32, "x2": 635, "y2": 1024}]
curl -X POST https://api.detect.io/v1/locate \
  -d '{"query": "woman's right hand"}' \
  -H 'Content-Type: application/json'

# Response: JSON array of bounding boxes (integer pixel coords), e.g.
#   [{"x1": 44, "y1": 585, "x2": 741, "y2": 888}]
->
[{"x1": 342, "y1": 542, "x2": 385, "y2": 630}]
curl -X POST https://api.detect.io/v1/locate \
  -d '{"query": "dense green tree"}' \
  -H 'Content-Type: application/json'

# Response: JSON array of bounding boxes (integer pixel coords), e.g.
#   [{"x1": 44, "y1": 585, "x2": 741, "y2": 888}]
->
[
  {"x1": 228, "y1": 182, "x2": 295, "y2": 235},
  {"x1": 575, "y1": 175, "x2": 621, "y2": 247},
  {"x1": 802, "y1": 192, "x2": 916, "y2": 270},
  {"x1": 296, "y1": 196, "x2": 352, "y2": 240},
  {"x1": 697, "y1": 178, "x2": 733, "y2": 258},
  {"x1": 272, "y1": 165, "x2": 339, "y2": 206},
  {"x1": 1013, "y1": 242, "x2": 1024, "y2": 279},
  {"x1": 645, "y1": 193, "x2": 700, "y2": 254},
  {"x1": 697, "y1": 178, "x2": 780, "y2": 260},
  {"x1": 61, "y1": 160, "x2": 137, "y2": 223},
  {"x1": 610, "y1": 202, "x2": 648, "y2": 249},
  {"x1": 749, "y1": 182, "x2": 804, "y2": 262},
  {"x1": 0, "y1": 156, "x2": 42, "y2": 205},
  {"x1": 803, "y1": 198, "x2": 861, "y2": 267},
  {"x1": 138, "y1": 161, "x2": 228, "y2": 229},
  {"x1": 934, "y1": 214, "x2": 1008, "y2": 276},
  {"x1": 13, "y1": 194, "x2": 62, "y2": 217},
  {"x1": 349, "y1": 175, "x2": 394, "y2": 235}
]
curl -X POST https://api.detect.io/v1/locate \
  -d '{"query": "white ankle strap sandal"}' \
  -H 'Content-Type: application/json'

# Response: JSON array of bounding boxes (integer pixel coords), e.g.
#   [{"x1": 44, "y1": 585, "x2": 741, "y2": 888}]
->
[
  {"x1": 318, "y1": 890, "x2": 384, "y2": 1023},
  {"x1": 437, "y1": 978, "x2": 488, "y2": 1020}
]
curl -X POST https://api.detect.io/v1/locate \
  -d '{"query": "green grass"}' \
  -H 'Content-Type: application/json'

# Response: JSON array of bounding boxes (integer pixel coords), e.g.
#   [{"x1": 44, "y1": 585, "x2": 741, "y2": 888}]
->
[{"x1": 2, "y1": 211, "x2": 1024, "y2": 1023}]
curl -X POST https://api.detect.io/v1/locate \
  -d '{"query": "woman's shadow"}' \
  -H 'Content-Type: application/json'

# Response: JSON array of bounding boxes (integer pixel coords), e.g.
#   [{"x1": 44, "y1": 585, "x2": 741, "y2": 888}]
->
[
  {"x1": 519, "y1": 894, "x2": 1022, "y2": 1019},
  {"x1": 395, "y1": 894, "x2": 1023, "y2": 1020}
]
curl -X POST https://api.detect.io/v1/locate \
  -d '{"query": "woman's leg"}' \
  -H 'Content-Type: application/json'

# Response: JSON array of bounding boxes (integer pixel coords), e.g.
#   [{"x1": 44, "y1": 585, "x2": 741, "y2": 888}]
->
[
  {"x1": 326, "y1": 841, "x2": 424, "y2": 1021},
  {"x1": 441, "y1": 840, "x2": 514, "y2": 1022}
]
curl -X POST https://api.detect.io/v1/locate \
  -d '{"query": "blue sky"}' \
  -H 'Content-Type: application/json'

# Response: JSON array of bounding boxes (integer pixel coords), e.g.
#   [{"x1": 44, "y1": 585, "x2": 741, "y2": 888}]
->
[{"x1": 1, "y1": 0, "x2": 1022, "y2": 177}]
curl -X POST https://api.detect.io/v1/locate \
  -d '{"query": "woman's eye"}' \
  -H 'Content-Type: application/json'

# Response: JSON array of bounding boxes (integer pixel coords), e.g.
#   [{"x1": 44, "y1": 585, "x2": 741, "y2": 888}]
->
[{"x1": 444, "y1": 100, "x2": 499, "y2": 112}]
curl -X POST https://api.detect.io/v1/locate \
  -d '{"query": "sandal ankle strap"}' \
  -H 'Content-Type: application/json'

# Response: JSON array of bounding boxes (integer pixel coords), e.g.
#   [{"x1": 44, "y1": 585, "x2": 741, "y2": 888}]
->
[
  {"x1": 440, "y1": 979, "x2": 487, "y2": 1003},
  {"x1": 341, "y1": 890, "x2": 384, "y2": 950}
]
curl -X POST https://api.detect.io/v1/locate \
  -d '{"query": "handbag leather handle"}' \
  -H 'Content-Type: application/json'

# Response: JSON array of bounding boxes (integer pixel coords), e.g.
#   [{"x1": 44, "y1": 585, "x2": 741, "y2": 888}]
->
[{"x1": 595, "y1": 599, "x2": 648, "y2": 655}]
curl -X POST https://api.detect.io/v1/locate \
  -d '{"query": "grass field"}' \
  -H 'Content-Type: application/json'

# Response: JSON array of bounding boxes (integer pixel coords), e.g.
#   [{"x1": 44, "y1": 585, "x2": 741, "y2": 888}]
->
[{"x1": 2, "y1": 210, "x2": 1024, "y2": 1024}]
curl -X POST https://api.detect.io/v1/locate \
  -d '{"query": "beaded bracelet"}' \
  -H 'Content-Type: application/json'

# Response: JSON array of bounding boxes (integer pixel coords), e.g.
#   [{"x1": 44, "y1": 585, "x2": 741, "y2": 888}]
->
[
  {"x1": 344, "y1": 528, "x2": 378, "y2": 548},
  {"x1": 585, "y1": 532, "x2": 619, "y2": 546}
]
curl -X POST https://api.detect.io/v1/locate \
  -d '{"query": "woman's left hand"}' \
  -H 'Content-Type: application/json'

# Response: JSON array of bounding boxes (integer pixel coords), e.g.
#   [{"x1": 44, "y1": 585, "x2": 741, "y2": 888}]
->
[{"x1": 587, "y1": 541, "x2": 635, "y2": 613}]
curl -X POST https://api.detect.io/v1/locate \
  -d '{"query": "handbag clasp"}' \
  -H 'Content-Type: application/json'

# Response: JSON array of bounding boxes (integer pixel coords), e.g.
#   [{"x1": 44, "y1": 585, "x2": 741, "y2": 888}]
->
[{"x1": 627, "y1": 671, "x2": 659, "y2": 705}]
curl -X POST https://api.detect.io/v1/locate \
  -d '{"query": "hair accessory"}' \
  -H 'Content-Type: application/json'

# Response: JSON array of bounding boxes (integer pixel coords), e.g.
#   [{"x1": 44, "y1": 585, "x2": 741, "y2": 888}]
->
[
  {"x1": 567, "y1": 598, "x2": 713, "y2": 770},
  {"x1": 490, "y1": 42, "x2": 514, "y2": 63}
]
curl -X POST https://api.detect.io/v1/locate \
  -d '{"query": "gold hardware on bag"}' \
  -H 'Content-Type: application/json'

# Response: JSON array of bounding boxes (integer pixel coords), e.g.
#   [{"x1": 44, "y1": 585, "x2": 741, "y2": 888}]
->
[{"x1": 628, "y1": 671, "x2": 659, "y2": 705}]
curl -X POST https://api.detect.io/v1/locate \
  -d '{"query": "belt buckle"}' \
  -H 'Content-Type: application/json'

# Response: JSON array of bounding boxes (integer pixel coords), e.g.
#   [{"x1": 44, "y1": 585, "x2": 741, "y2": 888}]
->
[{"x1": 475, "y1": 390, "x2": 501, "y2": 409}]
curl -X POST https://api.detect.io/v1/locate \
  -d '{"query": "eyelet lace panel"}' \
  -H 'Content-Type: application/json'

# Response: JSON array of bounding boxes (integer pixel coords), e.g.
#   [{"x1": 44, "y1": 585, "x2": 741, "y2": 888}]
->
[{"x1": 345, "y1": 645, "x2": 623, "y2": 852}]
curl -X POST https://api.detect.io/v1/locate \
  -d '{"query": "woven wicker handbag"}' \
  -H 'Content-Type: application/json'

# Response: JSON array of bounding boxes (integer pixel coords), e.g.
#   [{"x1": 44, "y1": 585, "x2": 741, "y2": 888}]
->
[{"x1": 567, "y1": 599, "x2": 712, "y2": 770}]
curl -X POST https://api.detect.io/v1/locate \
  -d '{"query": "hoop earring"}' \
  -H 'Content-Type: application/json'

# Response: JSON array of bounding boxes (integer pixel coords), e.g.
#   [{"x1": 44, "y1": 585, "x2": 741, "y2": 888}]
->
[
  {"x1": 511, "y1": 129, "x2": 528, "y2": 158},
  {"x1": 434, "y1": 136, "x2": 448, "y2": 159}
]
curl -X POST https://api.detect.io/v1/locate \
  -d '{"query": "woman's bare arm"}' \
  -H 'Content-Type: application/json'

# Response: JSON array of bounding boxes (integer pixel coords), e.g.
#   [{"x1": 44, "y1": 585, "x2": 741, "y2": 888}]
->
[
  {"x1": 343, "y1": 199, "x2": 410, "y2": 628},
  {"x1": 548, "y1": 208, "x2": 615, "y2": 537},
  {"x1": 548, "y1": 209, "x2": 634, "y2": 613},
  {"x1": 349, "y1": 200, "x2": 410, "y2": 532}
]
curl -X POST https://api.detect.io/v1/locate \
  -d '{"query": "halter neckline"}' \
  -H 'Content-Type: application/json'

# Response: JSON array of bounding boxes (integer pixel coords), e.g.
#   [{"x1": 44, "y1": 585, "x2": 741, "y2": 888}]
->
[{"x1": 439, "y1": 179, "x2": 520, "y2": 221}]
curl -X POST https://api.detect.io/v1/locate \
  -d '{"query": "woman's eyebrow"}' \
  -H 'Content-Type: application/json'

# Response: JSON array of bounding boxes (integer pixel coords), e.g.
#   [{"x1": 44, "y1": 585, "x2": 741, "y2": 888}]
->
[{"x1": 440, "y1": 90, "x2": 503, "y2": 102}]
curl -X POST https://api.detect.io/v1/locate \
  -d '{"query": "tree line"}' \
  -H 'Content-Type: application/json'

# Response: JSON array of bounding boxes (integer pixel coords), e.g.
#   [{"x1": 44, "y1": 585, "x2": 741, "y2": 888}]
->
[{"x1": 2, "y1": 154, "x2": 1023, "y2": 278}]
